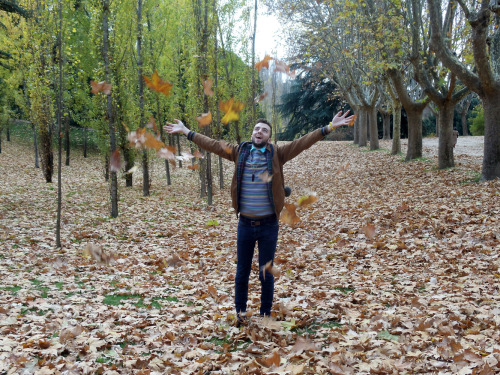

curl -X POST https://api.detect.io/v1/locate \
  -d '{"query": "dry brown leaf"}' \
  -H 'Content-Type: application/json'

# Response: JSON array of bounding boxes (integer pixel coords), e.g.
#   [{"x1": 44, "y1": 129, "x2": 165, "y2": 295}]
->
[
  {"x1": 280, "y1": 203, "x2": 300, "y2": 226},
  {"x1": 196, "y1": 112, "x2": 212, "y2": 127},
  {"x1": 257, "y1": 171, "x2": 272, "y2": 183},
  {"x1": 362, "y1": 222, "x2": 376, "y2": 240}
]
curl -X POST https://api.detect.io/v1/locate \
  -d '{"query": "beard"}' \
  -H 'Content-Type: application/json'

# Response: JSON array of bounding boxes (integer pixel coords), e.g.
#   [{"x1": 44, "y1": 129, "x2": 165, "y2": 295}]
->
[{"x1": 251, "y1": 136, "x2": 268, "y2": 148}]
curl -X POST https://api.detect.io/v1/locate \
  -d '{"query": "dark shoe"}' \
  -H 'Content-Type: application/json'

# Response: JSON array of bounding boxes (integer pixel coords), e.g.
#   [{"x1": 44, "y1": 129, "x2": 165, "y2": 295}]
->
[{"x1": 236, "y1": 312, "x2": 248, "y2": 327}]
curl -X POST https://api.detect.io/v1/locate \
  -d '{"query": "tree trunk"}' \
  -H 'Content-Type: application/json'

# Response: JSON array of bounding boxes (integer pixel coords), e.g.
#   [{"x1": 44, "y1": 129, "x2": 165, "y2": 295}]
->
[
  {"x1": 406, "y1": 109, "x2": 423, "y2": 161},
  {"x1": 214, "y1": 0, "x2": 223, "y2": 189},
  {"x1": 6, "y1": 124, "x2": 10, "y2": 141},
  {"x1": 382, "y1": 112, "x2": 391, "y2": 140},
  {"x1": 64, "y1": 113, "x2": 70, "y2": 166},
  {"x1": 482, "y1": 94, "x2": 500, "y2": 180},
  {"x1": 136, "y1": 0, "x2": 149, "y2": 197},
  {"x1": 250, "y1": 0, "x2": 257, "y2": 127},
  {"x1": 368, "y1": 106, "x2": 379, "y2": 150},
  {"x1": 353, "y1": 115, "x2": 359, "y2": 145},
  {"x1": 391, "y1": 104, "x2": 402, "y2": 155},
  {"x1": 56, "y1": 0, "x2": 63, "y2": 248},
  {"x1": 437, "y1": 101, "x2": 455, "y2": 169},
  {"x1": 358, "y1": 107, "x2": 368, "y2": 147},
  {"x1": 83, "y1": 126, "x2": 87, "y2": 158},
  {"x1": 103, "y1": 0, "x2": 118, "y2": 217}
]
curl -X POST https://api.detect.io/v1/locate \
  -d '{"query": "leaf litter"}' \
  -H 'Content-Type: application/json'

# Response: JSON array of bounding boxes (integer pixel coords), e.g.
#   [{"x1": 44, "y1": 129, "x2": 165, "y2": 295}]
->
[{"x1": 0, "y1": 139, "x2": 499, "y2": 374}]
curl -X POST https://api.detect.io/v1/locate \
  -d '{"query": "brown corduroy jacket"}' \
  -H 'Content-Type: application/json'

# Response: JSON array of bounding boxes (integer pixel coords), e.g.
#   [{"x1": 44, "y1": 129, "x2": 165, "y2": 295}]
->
[{"x1": 187, "y1": 126, "x2": 330, "y2": 217}]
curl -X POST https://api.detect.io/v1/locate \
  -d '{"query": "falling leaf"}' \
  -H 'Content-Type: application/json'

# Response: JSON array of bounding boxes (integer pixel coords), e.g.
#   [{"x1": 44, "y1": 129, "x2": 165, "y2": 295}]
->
[
  {"x1": 291, "y1": 336, "x2": 319, "y2": 354},
  {"x1": 255, "y1": 55, "x2": 273, "y2": 71},
  {"x1": 220, "y1": 98, "x2": 245, "y2": 124},
  {"x1": 176, "y1": 151, "x2": 194, "y2": 161},
  {"x1": 281, "y1": 318, "x2": 297, "y2": 331},
  {"x1": 288, "y1": 70, "x2": 297, "y2": 79},
  {"x1": 126, "y1": 165, "x2": 138, "y2": 174},
  {"x1": 90, "y1": 80, "x2": 112, "y2": 95},
  {"x1": 260, "y1": 260, "x2": 280, "y2": 281},
  {"x1": 256, "y1": 351, "x2": 280, "y2": 367},
  {"x1": 208, "y1": 285, "x2": 218, "y2": 300},
  {"x1": 337, "y1": 162, "x2": 350, "y2": 173},
  {"x1": 146, "y1": 116, "x2": 158, "y2": 133},
  {"x1": 157, "y1": 148, "x2": 176, "y2": 160},
  {"x1": 193, "y1": 150, "x2": 204, "y2": 159},
  {"x1": 196, "y1": 112, "x2": 212, "y2": 127},
  {"x1": 219, "y1": 140, "x2": 233, "y2": 154},
  {"x1": 202, "y1": 79, "x2": 214, "y2": 96},
  {"x1": 187, "y1": 164, "x2": 200, "y2": 170},
  {"x1": 274, "y1": 60, "x2": 290, "y2": 74},
  {"x1": 257, "y1": 171, "x2": 272, "y2": 182},
  {"x1": 83, "y1": 243, "x2": 113, "y2": 265},
  {"x1": 280, "y1": 203, "x2": 300, "y2": 226},
  {"x1": 254, "y1": 92, "x2": 268, "y2": 103},
  {"x1": 110, "y1": 149, "x2": 121, "y2": 173},
  {"x1": 362, "y1": 222, "x2": 376, "y2": 240},
  {"x1": 143, "y1": 70, "x2": 172, "y2": 96},
  {"x1": 348, "y1": 114, "x2": 357, "y2": 126},
  {"x1": 297, "y1": 193, "x2": 318, "y2": 207}
]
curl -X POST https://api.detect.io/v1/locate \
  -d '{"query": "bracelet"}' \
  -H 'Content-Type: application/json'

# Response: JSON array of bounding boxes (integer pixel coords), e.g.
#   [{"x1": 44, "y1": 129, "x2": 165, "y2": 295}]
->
[{"x1": 329, "y1": 122, "x2": 333, "y2": 131}]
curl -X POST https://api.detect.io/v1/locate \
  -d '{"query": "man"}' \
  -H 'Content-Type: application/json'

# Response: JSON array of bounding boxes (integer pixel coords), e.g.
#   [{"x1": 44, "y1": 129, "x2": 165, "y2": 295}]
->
[{"x1": 164, "y1": 112, "x2": 354, "y2": 324}]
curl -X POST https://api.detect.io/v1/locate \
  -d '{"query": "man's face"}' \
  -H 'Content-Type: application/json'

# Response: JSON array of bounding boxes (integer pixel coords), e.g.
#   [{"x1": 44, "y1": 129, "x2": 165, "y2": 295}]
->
[{"x1": 251, "y1": 122, "x2": 271, "y2": 148}]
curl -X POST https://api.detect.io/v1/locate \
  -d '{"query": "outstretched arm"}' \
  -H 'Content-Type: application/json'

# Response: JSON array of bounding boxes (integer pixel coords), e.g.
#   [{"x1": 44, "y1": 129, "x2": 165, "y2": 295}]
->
[
  {"x1": 164, "y1": 119, "x2": 237, "y2": 161},
  {"x1": 329, "y1": 110, "x2": 355, "y2": 132},
  {"x1": 164, "y1": 119, "x2": 190, "y2": 136}
]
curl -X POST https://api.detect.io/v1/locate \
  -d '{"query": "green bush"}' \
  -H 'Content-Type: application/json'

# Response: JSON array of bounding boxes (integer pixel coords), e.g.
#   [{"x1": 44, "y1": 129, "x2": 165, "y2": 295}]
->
[{"x1": 469, "y1": 105, "x2": 484, "y2": 136}]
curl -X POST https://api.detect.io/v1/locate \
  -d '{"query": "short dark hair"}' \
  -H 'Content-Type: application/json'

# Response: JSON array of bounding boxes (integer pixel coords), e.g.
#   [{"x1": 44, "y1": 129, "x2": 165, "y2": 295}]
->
[{"x1": 255, "y1": 118, "x2": 272, "y2": 136}]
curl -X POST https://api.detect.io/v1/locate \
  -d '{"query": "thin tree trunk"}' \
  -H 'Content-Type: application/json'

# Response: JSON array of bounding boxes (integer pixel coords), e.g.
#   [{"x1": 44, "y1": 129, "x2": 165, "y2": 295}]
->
[
  {"x1": 482, "y1": 94, "x2": 500, "y2": 180},
  {"x1": 103, "y1": 0, "x2": 118, "y2": 217},
  {"x1": 391, "y1": 104, "x2": 402, "y2": 155},
  {"x1": 437, "y1": 101, "x2": 455, "y2": 169},
  {"x1": 24, "y1": 79, "x2": 40, "y2": 167},
  {"x1": 358, "y1": 108, "x2": 368, "y2": 147},
  {"x1": 64, "y1": 113, "x2": 70, "y2": 166},
  {"x1": 214, "y1": 0, "x2": 223, "y2": 189},
  {"x1": 382, "y1": 112, "x2": 391, "y2": 140},
  {"x1": 83, "y1": 126, "x2": 87, "y2": 158},
  {"x1": 250, "y1": 0, "x2": 257, "y2": 126},
  {"x1": 353, "y1": 115, "x2": 359, "y2": 145},
  {"x1": 137, "y1": 0, "x2": 149, "y2": 197},
  {"x1": 56, "y1": 0, "x2": 63, "y2": 248},
  {"x1": 368, "y1": 106, "x2": 379, "y2": 150},
  {"x1": 406, "y1": 110, "x2": 423, "y2": 161}
]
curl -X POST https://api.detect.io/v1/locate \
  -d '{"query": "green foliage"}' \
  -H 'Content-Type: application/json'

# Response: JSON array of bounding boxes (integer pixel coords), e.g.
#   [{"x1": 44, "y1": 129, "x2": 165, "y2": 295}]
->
[
  {"x1": 469, "y1": 105, "x2": 484, "y2": 136},
  {"x1": 277, "y1": 70, "x2": 345, "y2": 141}
]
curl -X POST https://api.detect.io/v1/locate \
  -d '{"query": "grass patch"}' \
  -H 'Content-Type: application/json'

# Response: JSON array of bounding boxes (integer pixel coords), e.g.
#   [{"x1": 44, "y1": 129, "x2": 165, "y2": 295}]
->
[
  {"x1": 461, "y1": 172, "x2": 482, "y2": 184},
  {"x1": 334, "y1": 286, "x2": 355, "y2": 294},
  {"x1": 293, "y1": 319, "x2": 342, "y2": 336},
  {"x1": 103, "y1": 293, "x2": 142, "y2": 306},
  {"x1": 401, "y1": 156, "x2": 432, "y2": 163},
  {"x1": 1, "y1": 285, "x2": 22, "y2": 295}
]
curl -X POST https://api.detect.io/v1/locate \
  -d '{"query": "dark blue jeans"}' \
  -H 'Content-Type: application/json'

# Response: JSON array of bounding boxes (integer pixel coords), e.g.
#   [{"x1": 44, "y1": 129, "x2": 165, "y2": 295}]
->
[{"x1": 235, "y1": 215, "x2": 279, "y2": 316}]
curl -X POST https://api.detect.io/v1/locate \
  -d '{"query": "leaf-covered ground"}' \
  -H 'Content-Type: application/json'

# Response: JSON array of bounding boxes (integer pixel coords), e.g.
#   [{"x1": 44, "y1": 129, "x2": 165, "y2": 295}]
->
[{"x1": 1, "y1": 138, "x2": 499, "y2": 374}]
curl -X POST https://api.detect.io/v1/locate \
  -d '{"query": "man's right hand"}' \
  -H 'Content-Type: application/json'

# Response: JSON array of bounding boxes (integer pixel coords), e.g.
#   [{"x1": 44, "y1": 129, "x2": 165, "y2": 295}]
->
[{"x1": 164, "y1": 119, "x2": 189, "y2": 136}]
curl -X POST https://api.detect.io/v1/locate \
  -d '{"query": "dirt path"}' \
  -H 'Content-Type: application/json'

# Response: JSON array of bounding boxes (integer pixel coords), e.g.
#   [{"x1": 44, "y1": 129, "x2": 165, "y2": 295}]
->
[{"x1": 398, "y1": 135, "x2": 484, "y2": 163}]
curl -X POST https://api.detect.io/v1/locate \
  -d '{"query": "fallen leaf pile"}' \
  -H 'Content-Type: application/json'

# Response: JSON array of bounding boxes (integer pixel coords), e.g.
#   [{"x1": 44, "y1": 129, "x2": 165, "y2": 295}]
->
[{"x1": 0, "y1": 138, "x2": 499, "y2": 374}]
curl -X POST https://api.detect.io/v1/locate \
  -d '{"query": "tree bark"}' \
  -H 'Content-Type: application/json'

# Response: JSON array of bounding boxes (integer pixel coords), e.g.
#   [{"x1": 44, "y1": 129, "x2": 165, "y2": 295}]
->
[
  {"x1": 437, "y1": 101, "x2": 455, "y2": 169},
  {"x1": 56, "y1": 0, "x2": 63, "y2": 248},
  {"x1": 391, "y1": 104, "x2": 402, "y2": 155},
  {"x1": 103, "y1": 0, "x2": 118, "y2": 217},
  {"x1": 368, "y1": 106, "x2": 379, "y2": 150},
  {"x1": 358, "y1": 107, "x2": 368, "y2": 147},
  {"x1": 406, "y1": 108, "x2": 423, "y2": 161},
  {"x1": 137, "y1": 0, "x2": 149, "y2": 197}
]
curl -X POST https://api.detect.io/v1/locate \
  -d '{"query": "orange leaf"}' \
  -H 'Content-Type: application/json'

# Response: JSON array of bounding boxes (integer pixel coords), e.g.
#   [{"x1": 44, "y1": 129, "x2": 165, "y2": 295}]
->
[
  {"x1": 220, "y1": 98, "x2": 245, "y2": 124},
  {"x1": 144, "y1": 132, "x2": 166, "y2": 151},
  {"x1": 157, "y1": 147, "x2": 176, "y2": 160},
  {"x1": 274, "y1": 60, "x2": 290, "y2": 74},
  {"x1": 188, "y1": 164, "x2": 200, "y2": 170},
  {"x1": 196, "y1": 112, "x2": 212, "y2": 127},
  {"x1": 202, "y1": 79, "x2": 214, "y2": 96},
  {"x1": 219, "y1": 140, "x2": 233, "y2": 154},
  {"x1": 255, "y1": 55, "x2": 273, "y2": 71},
  {"x1": 83, "y1": 243, "x2": 113, "y2": 264},
  {"x1": 146, "y1": 116, "x2": 158, "y2": 133},
  {"x1": 254, "y1": 92, "x2": 268, "y2": 103},
  {"x1": 90, "y1": 80, "x2": 112, "y2": 95},
  {"x1": 261, "y1": 260, "x2": 280, "y2": 281},
  {"x1": 143, "y1": 70, "x2": 172, "y2": 96},
  {"x1": 348, "y1": 114, "x2": 357, "y2": 126},
  {"x1": 208, "y1": 284, "x2": 218, "y2": 299},
  {"x1": 280, "y1": 203, "x2": 300, "y2": 226},
  {"x1": 110, "y1": 149, "x2": 121, "y2": 173},
  {"x1": 362, "y1": 222, "x2": 376, "y2": 239},
  {"x1": 193, "y1": 150, "x2": 204, "y2": 159},
  {"x1": 257, "y1": 351, "x2": 280, "y2": 367},
  {"x1": 297, "y1": 194, "x2": 318, "y2": 207},
  {"x1": 257, "y1": 171, "x2": 273, "y2": 182}
]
